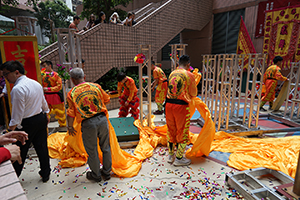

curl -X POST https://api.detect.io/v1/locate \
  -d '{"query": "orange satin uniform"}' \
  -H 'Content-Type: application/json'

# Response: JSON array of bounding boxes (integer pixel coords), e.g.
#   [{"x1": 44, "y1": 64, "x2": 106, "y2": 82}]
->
[
  {"x1": 41, "y1": 68, "x2": 63, "y2": 104},
  {"x1": 67, "y1": 82, "x2": 110, "y2": 123},
  {"x1": 117, "y1": 76, "x2": 139, "y2": 120},
  {"x1": 260, "y1": 65, "x2": 287, "y2": 107},
  {"x1": 41, "y1": 68, "x2": 66, "y2": 126},
  {"x1": 166, "y1": 68, "x2": 198, "y2": 144},
  {"x1": 153, "y1": 66, "x2": 168, "y2": 108},
  {"x1": 117, "y1": 76, "x2": 138, "y2": 102},
  {"x1": 167, "y1": 68, "x2": 198, "y2": 104}
]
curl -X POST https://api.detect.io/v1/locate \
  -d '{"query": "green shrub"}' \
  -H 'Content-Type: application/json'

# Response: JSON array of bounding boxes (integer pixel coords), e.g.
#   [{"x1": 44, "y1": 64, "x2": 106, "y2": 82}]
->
[
  {"x1": 96, "y1": 67, "x2": 124, "y2": 91},
  {"x1": 96, "y1": 67, "x2": 155, "y2": 91}
]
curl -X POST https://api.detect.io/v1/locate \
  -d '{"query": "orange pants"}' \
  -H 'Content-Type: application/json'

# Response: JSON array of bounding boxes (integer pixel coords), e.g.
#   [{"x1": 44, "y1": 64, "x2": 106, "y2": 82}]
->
[
  {"x1": 261, "y1": 79, "x2": 277, "y2": 102},
  {"x1": 155, "y1": 82, "x2": 168, "y2": 104},
  {"x1": 155, "y1": 81, "x2": 168, "y2": 111},
  {"x1": 165, "y1": 102, "x2": 190, "y2": 144},
  {"x1": 118, "y1": 93, "x2": 140, "y2": 120},
  {"x1": 260, "y1": 79, "x2": 277, "y2": 108}
]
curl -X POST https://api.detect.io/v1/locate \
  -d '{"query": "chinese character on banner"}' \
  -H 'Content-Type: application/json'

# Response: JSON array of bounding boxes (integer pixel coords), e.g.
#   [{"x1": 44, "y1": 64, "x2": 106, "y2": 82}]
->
[
  {"x1": 278, "y1": 40, "x2": 286, "y2": 50},
  {"x1": 11, "y1": 45, "x2": 28, "y2": 65},
  {"x1": 1, "y1": 39, "x2": 41, "y2": 83},
  {"x1": 280, "y1": 25, "x2": 288, "y2": 35}
]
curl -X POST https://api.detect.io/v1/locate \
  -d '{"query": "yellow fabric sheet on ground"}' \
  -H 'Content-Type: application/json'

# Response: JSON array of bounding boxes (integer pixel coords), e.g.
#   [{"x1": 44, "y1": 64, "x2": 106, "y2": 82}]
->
[
  {"x1": 48, "y1": 96, "x2": 216, "y2": 178},
  {"x1": 48, "y1": 113, "x2": 143, "y2": 177},
  {"x1": 211, "y1": 131, "x2": 300, "y2": 178},
  {"x1": 48, "y1": 94, "x2": 300, "y2": 179},
  {"x1": 47, "y1": 64, "x2": 300, "y2": 179},
  {"x1": 134, "y1": 97, "x2": 215, "y2": 160}
]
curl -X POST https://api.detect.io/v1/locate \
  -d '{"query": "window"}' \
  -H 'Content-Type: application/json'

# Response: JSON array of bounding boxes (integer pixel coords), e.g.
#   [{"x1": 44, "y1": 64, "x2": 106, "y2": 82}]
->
[
  {"x1": 161, "y1": 34, "x2": 180, "y2": 60},
  {"x1": 212, "y1": 9, "x2": 245, "y2": 54}
]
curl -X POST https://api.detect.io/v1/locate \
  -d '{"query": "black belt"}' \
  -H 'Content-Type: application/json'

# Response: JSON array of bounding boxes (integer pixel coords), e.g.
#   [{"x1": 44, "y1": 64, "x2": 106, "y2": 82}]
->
[
  {"x1": 163, "y1": 80, "x2": 168, "y2": 83},
  {"x1": 165, "y1": 98, "x2": 188, "y2": 105},
  {"x1": 82, "y1": 112, "x2": 105, "y2": 122},
  {"x1": 267, "y1": 78, "x2": 276, "y2": 80},
  {"x1": 22, "y1": 112, "x2": 45, "y2": 123}
]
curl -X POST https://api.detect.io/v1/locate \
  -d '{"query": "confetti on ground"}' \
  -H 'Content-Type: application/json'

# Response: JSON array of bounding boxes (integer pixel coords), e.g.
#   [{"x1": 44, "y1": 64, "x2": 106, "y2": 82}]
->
[{"x1": 21, "y1": 146, "x2": 245, "y2": 200}]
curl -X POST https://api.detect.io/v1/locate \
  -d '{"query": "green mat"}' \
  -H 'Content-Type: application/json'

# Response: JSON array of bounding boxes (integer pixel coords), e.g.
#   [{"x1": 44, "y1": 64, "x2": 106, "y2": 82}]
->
[{"x1": 109, "y1": 117, "x2": 139, "y2": 142}]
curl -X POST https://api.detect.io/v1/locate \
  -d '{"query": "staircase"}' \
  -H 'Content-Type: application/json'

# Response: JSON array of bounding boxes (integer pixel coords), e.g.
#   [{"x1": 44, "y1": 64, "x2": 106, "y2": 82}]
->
[
  {"x1": 133, "y1": 1, "x2": 166, "y2": 23},
  {"x1": 40, "y1": 0, "x2": 213, "y2": 82}
]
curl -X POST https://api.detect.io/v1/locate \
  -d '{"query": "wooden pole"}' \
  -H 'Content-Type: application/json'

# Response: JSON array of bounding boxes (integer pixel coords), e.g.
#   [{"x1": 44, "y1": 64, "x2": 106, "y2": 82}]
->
[
  {"x1": 293, "y1": 150, "x2": 300, "y2": 195},
  {"x1": 62, "y1": 80, "x2": 68, "y2": 127}
]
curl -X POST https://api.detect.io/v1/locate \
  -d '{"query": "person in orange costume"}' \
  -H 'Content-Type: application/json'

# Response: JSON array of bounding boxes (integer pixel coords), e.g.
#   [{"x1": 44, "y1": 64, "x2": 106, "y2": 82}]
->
[
  {"x1": 47, "y1": 65, "x2": 215, "y2": 177},
  {"x1": 41, "y1": 61, "x2": 66, "y2": 127},
  {"x1": 66, "y1": 68, "x2": 112, "y2": 182},
  {"x1": 165, "y1": 55, "x2": 198, "y2": 166},
  {"x1": 117, "y1": 72, "x2": 140, "y2": 120},
  {"x1": 259, "y1": 56, "x2": 288, "y2": 111},
  {"x1": 151, "y1": 61, "x2": 168, "y2": 115}
]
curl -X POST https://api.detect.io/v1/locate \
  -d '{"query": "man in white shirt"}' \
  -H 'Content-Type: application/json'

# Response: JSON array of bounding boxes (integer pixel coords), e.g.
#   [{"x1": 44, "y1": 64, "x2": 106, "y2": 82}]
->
[{"x1": 0, "y1": 60, "x2": 51, "y2": 182}]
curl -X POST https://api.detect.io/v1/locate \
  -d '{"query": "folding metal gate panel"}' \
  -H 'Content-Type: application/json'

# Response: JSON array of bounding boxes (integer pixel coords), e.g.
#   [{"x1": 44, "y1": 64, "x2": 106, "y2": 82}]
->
[
  {"x1": 242, "y1": 54, "x2": 266, "y2": 129},
  {"x1": 138, "y1": 44, "x2": 152, "y2": 126},
  {"x1": 169, "y1": 44, "x2": 188, "y2": 71},
  {"x1": 284, "y1": 62, "x2": 300, "y2": 120},
  {"x1": 230, "y1": 54, "x2": 245, "y2": 119},
  {"x1": 218, "y1": 54, "x2": 234, "y2": 130},
  {"x1": 201, "y1": 54, "x2": 266, "y2": 131},
  {"x1": 201, "y1": 55, "x2": 217, "y2": 112},
  {"x1": 213, "y1": 55, "x2": 223, "y2": 126}
]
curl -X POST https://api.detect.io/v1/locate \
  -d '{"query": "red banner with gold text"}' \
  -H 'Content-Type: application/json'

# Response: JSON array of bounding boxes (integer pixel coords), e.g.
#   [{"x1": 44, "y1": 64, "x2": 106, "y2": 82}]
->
[
  {"x1": 0, "y1": 36, "x2": 41, "y2": 111},
  {"x1": 263, "y1": 6, "x2": 300, "y2": 69},
  {"x1": 0, "y1": 36, "x2": 41, "y2": 83},
  {"x1": 255, "y1": 0, "x2": 300, "y2": 38}
]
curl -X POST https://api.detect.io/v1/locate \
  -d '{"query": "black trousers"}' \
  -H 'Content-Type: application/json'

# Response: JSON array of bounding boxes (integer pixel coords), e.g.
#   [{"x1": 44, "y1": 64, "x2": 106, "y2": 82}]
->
[
  {"x1": 13, "y1": 112, "x2": 51, "y2": 177},
  {"x1": 0, "y1": 96, "x2": 10, "y2": 126}
]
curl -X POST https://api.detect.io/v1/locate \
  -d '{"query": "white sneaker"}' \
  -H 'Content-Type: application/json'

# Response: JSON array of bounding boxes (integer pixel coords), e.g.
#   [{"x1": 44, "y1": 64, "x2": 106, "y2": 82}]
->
[
  {"x1": 173, "y1": 157, "x2": 191, "y2": 166},
  {"x1": 167, "y1": 154, "x2": 175, "y2": 163}
]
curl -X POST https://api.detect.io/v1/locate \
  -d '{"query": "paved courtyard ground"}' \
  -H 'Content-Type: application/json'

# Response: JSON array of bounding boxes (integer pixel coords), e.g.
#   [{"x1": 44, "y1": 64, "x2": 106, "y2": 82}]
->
[{"x1": 20, "y1": 103, "x2": 244, "y2": 200}]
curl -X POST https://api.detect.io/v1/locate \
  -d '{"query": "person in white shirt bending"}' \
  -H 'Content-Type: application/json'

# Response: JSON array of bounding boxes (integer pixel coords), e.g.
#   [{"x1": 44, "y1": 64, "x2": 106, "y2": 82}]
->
[
  {"x1": 123, "y1": 12, "x2": 133, "y2": 26},
  {"x1": 0, "y1": 60, "x2": 51, "y2": 182}
]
